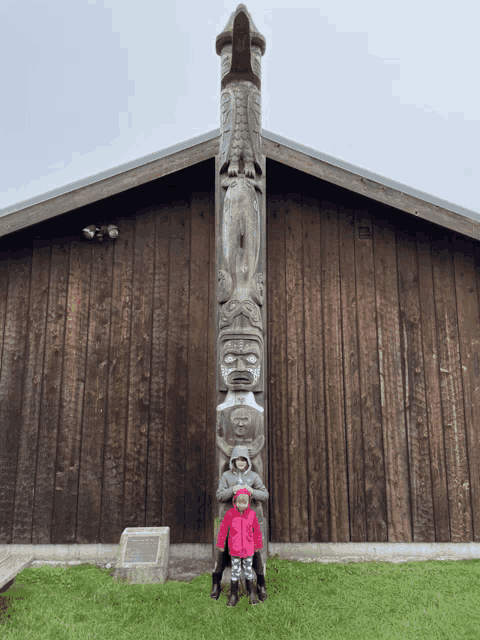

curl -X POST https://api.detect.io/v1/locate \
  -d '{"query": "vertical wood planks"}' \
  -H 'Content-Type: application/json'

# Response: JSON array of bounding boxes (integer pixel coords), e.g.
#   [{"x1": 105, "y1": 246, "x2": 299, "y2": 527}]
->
[
  {"x1": 163, "y1": 194, "x2": 191, "y2": 542},
  {"x1": 302, "y1": 193, "x2": 329, "y2": 541},
  {"x1": 124, "y1": 211, "x2": 155, "y2": 529},
  {"x1": 52, "y1": 239, "x2": 92, "y2": 543},
  {"x1": 431, "y1": 231, "x2": 471, "y2": 541},
  {"x1": 205, "y1": 182, "x2": 216, "y2": 546},
  {"x1": 0, "y1": 243, "x2": 32, "y2": 543},
  {"x1": 321, "y1": 197, "x2": 349, "y2": 542},
  {"x1": 453, "y1": 233, "x2": 480, "y2": 541},
  {"x1": 0, "y1": 247, "x2": 10, "y2": 378},
  {"x1": 145, "y1": 205, "x2": 169, "y2": 532},
  {"x1": 13, "y1": 237, "x2": 51, "y2": 542},
  {"x1": 396, "y1": 224, "x2": 435, "y2": 542},
  {"x1": 76, "y1": 240, "x2": 114, "y2": 542},
  {"x1": 101, "y1": 219, "x2": 135, "y2": 543},
  {"x1": 267, "y1": 189, "x2": 290, "y2": 542},
  {"x1": 32, "y1": 238, "x2": 69, "y2": 544},
  {"x1": 338, "y1": 200, "x2": 365, "y2": 542},
  {"x1": 184, "y1": 193, "x2": 211, "y2": 542},
  {"x1": 373, "y1": 210, "x2": 411, "y2": 542},
  {"x1": 284, "y1": 192, "x2": 309, "y2": 541},
  {"x1": 416, "y1": 229, "x2": 450, "y2": 541},
  {"x1": 354, "y1": 208, "x2": 387, "y2": 541}
]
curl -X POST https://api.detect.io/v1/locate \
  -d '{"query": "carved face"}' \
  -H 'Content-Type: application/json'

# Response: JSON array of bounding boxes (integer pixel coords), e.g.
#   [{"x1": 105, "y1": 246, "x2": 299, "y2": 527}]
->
[
  {"x1": 230, "y1": 407, "x2": 253, "y2": 436},
  {"x1": 235, "y1": 457, "x2": 248, "y2": 471},
  {"x1": 221, "y1": 339, "x2": 261, "y2": 391},
  {"x1": 235, "y1": 494, "x2": 250, "y2": 512}
]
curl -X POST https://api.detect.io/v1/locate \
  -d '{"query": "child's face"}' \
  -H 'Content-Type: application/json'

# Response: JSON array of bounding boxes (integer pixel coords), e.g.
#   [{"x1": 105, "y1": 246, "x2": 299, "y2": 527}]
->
[
  {"x1": 235, "y1": 457, "x2": 247, "y2": 471},
  {"x1": 235, "y1": 495, "x2": 249, "y2": 512}
]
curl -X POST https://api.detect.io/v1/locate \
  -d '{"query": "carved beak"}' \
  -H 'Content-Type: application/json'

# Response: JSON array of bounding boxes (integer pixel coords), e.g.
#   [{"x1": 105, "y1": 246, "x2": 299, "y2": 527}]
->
[{"x1": 221, "y1": 9, "x2": 258, "y2": 90}]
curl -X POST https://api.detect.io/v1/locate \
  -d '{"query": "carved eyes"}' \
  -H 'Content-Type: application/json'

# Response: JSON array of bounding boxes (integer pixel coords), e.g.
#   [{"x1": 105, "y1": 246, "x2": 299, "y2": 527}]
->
[{"x1": 224, "y1": 355, "x2": 258, "y2": 364}]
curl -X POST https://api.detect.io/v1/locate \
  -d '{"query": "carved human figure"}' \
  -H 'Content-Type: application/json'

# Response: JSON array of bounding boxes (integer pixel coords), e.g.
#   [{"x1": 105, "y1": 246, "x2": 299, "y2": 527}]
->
[
  {"x1": 216, "y1": 404, "x2": 264, "y2": 479},
  {"x1": 219, "y1": 338, "x2": 263, "y2": 392}
]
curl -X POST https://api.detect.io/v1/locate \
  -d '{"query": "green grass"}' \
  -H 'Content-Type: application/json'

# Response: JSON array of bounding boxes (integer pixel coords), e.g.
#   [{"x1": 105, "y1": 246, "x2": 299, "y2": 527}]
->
[{"x1": 1, "y1": 554, "x2": 480, "y2": 639}]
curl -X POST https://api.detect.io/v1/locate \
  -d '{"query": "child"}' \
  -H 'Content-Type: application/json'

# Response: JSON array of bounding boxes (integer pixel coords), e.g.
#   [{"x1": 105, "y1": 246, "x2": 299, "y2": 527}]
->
[
  {"x1": 216, "y1": 487, "x2": 263, "y2": 606},
  {"x1": 211, "y1": 445, "x2": 269, "y2": 602}
]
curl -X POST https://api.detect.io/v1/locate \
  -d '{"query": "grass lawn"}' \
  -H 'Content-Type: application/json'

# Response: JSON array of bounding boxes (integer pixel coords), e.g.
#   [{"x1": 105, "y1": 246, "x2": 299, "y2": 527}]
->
[{"x1": 1, "y1": 554, "x2": 480, "y2": 639}]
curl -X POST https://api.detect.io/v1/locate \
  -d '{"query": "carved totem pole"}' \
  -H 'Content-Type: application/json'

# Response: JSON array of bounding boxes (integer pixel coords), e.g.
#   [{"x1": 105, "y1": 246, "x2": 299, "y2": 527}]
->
[{"x1": 213, "y1": 5, "x2": 268, "y2": 577}]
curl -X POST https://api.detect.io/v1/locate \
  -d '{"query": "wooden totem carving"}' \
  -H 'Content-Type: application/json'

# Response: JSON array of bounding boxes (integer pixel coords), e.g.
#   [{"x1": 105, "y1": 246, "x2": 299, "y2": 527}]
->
[{"x1": 214, "y1": 4, "x2": 268, "y2": 574}]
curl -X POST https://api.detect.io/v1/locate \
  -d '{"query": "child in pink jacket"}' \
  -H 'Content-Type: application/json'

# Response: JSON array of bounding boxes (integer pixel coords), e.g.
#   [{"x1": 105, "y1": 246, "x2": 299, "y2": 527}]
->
[{"x1": 216, "y1": 487, "x2": 263, "y2": 607}]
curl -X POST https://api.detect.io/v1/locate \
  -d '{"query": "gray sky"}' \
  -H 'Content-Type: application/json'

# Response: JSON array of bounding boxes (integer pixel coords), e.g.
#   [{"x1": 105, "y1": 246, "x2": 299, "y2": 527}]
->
[{"x1": 2, "y1": 0, "x2": 479, "y2": 214}]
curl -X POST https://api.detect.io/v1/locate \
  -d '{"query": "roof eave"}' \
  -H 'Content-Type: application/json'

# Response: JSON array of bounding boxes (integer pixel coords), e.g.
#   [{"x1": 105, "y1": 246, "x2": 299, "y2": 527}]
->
[{"x1": 1, "y1": 128, "x2": 479, "y2": 242}]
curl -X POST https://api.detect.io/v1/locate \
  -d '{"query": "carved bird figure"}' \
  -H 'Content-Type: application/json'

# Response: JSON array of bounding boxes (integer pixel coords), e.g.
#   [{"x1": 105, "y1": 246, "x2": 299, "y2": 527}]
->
[{"x1": 219, "y1": 81, "x2": 262, "y2": 179}]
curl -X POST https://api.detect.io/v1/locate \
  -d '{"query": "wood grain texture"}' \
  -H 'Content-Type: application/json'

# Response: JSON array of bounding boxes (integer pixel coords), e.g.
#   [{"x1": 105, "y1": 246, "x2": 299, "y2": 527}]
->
[
  {"x1": 206, "y1": 180, "x2": 216, "y2": 551},
  {"x1": 163, "y1": 194, "x2": 191, "y2": 542},
  {"x1": 267, "y1": 190, "x2": 290, "y2": 542},
  {"x1": 0, "y1": 248, "x2": 9, "y2": 376},
  {"x1": 145, "y1": 204, "x2": 169, "y2": 532},
  {"x1": 453, "y1": 233, "x2": 480, "y2": 541},
  {"x1": 76, "y1": 240, "x2": 114, "y2": 543},
  {"x1": 184, "y1": 192, "x2": 211, "y2": 542},
  {"x1": 320, "y1": 198, "x2": 349, "y2": 541},
  {"x1": 354, "y1": 207, "x2": 387, "y2": 541},
  {"x1": 373, "y1": 209, "x2": 411, "y2": 542},
  {"x1": 284, "y1": 192, "x2": 309, "y2": 541},
  {"x1": 12, "y1": 237, "x2": 51, "y2": 542},
  {"x1": 416, "y1": 229, "x2": 450, "y2": 541},
  {"x1": 52, "y1": 239, "x2": 92, "y2": 543},
  {"x1": 338, "y1": 199, "x2": 365, "y2": 542},
  {"x1": 123, "y1": 212, "x2": 155, "y2": 529},
  {"x1": 431, "y1": 231, "x2": 472, "y2": 542},
  {"x1": 101, "y1": 219, "x2": 135, "y2": 543},
  {"x1": 302, "y1": 193, "x2": 329, "y2": 542},
  {"x1": 0, "y1": 244, "x2": 32, "y2": 543},
  {"x1": 32, "y1": 237, "x2": 69, "y2": 544},
  {"x1": 396, "y1": 224, "x2": 435, "y2": 542}
]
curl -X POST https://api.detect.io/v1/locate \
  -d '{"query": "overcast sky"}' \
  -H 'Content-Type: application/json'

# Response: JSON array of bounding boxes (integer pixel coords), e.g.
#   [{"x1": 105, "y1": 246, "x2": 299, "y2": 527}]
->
[{"x1": 2, "y1": 0, "x2": 479, "y2": 215}]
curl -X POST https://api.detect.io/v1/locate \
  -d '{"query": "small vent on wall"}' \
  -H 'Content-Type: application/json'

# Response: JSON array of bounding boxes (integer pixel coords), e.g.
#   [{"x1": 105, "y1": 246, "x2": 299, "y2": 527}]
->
[{"x1": 357, "y1": 226, "x2": 371, "y2": 239}]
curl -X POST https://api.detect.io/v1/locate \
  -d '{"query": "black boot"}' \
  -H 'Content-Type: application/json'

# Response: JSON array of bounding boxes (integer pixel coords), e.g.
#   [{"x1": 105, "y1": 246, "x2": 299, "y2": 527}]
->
[
  {"x1": 227, "y1": 579, "x2": 239, "y2": 607},
  {"x1": 256, "y1": 573, "x2": 267, "y2": 601},
  {"x1": 210, "y1": 572, "x2": 222, "y2": 600},
  {"x1": 246, "y1": 578, "x2": 259, "y2": 605}
]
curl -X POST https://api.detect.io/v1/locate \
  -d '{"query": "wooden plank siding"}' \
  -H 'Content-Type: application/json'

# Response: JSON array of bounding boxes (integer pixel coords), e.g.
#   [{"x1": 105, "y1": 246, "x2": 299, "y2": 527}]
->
[
  {"x1": 266, "y1": 159, "x2": 480, "y2": 543},
  {"x1": 0, "y1": 160, "x2": 216, "y2": 545},
  {"x1": 2, "y1": 156, "x2": 480, "y2": 545}
]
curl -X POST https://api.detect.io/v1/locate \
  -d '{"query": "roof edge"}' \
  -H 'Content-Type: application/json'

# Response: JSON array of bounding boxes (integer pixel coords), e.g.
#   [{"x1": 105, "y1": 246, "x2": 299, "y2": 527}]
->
[
  {"x1": 1, "y1": 127, "x2": 480, "y2": 243},
  {"x1": 263, "y1": 129, "x2": 480, "y2": 224},
  {"x1": 263, "y1": 129, "x2": 480, "y2": 241},
  {"x1": 0, "y1": 129, "x2": 221, "y2": 218}
]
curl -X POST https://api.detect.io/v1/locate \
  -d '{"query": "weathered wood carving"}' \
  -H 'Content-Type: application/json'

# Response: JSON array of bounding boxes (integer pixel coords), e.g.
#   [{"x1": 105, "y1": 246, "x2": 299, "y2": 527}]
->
[{"x1": 214, "y1": 4, "x2": 268, "y2": 580}]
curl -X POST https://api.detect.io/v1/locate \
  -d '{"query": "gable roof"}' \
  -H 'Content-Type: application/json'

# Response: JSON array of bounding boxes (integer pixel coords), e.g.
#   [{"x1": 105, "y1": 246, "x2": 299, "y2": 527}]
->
[{"x1": 1, "y1": 128, "x2": 479, "y2": 241}]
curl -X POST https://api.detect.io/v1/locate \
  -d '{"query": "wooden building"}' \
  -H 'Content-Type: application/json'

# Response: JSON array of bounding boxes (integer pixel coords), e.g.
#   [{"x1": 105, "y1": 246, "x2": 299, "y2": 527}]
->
[{"x1": 2, "y1": 4, "x2": 480, "y2": 551}]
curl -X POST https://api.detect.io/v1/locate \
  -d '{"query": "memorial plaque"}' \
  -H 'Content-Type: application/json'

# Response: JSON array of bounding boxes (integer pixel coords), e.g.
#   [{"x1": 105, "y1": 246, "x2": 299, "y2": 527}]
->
[
  {"x1": 124, "y1": 536, "x2": 159, "y2": 564},
  {"x1": 113, "y1": 527, "x2": 170, "y2": 585}
]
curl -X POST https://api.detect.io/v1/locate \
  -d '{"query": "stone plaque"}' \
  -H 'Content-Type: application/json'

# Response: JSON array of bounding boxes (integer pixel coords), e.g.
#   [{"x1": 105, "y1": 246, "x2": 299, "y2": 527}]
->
[
  {"x1": 124, "y1": 536, "x2": 159, "y2": 564},
  {"x1": 113, "y1": 527, "x2": 170, "y2": 585}
]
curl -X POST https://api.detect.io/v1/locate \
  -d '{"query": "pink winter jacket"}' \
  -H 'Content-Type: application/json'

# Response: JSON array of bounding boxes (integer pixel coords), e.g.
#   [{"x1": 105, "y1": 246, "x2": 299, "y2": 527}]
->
[{"x1": 216, "y1": 505, "x2": 263, "y2": 558}]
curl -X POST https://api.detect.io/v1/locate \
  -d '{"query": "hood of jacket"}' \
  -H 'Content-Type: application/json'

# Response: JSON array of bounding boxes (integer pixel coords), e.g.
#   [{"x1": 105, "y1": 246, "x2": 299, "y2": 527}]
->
[{"x1": 229, "y1": 444, "x2": 252, "y2": 476}]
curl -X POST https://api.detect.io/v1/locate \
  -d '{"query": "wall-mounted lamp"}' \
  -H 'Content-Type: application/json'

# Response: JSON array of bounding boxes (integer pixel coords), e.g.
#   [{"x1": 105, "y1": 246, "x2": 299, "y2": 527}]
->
[{"x1": 82, "y1": 224, "x2": 119, "y2": 241}]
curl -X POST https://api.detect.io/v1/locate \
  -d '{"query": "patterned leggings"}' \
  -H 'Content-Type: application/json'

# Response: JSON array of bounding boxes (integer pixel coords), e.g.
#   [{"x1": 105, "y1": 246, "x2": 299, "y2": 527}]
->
[{"x1": 231, "y1": 555, "x2": 254, "y2": 581}]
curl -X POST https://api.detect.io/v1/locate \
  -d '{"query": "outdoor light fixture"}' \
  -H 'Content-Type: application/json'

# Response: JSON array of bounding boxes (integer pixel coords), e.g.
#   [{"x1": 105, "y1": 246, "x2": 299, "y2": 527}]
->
[{"x1": 82, "y1": 224, "x2": 119, "y2": 240}]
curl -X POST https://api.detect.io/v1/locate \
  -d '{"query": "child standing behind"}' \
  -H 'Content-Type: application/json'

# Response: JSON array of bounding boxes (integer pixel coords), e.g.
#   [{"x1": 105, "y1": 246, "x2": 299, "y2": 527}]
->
[{"x1": 216, "y1": 487, "x2": 262, "y2": 606}]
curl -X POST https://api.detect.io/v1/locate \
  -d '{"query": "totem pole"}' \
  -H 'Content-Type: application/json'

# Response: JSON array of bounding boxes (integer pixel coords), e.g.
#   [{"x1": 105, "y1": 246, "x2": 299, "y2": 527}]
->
[{"x1": 213, "y1": 5, "x2": 268, "y2": 579}]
